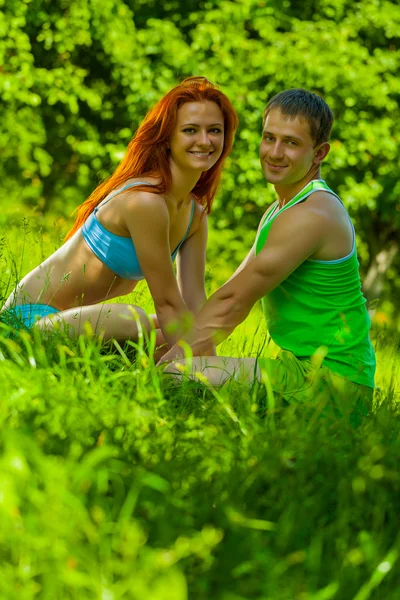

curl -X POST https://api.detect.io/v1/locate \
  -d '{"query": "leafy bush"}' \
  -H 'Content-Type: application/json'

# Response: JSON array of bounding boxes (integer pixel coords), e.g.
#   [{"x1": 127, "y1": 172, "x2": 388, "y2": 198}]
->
[{"x1": 1, "y1": 0, "x2": 400, "y2": 305}]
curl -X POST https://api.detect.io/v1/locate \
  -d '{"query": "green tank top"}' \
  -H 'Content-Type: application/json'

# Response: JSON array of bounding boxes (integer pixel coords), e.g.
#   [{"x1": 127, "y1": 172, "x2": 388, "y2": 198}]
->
[{"x1": 255, "y1": 180, "x2": 375, "y2": 388}]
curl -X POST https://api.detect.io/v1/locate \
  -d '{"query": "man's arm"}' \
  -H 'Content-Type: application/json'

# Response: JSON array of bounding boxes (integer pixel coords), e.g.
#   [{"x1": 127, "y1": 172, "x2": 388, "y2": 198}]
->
[
  {"x1": 224, "y1": 203, "x2": 275, "y2": 284},
  {"x1": 159, "y1": 203, "x2": 330, "y2": 360}
]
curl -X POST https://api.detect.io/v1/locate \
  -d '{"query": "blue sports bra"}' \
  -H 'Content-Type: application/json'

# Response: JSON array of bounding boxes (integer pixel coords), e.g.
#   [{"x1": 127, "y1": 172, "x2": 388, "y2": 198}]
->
[{"x1": 81, "y1": 182, "x2": 195, "y2": 280}]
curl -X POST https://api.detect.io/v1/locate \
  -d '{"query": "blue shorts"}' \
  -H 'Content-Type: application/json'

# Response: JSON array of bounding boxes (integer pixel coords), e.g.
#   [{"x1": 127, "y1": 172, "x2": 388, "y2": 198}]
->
[{"x1": 1, "y1": 304, "x2": 60, "y2": 330}]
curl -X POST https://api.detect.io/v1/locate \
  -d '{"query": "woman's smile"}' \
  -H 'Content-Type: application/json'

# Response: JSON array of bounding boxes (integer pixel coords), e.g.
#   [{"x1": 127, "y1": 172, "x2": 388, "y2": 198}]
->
[{"x1": 189, "y1": 150, "x2": 214, "y2": 157}]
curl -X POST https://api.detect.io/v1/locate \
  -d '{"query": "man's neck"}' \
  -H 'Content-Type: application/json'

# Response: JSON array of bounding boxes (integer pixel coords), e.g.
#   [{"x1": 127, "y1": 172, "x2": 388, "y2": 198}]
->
[{"x1": 275, "y1": 169, "x2": 322, "y2": 208}]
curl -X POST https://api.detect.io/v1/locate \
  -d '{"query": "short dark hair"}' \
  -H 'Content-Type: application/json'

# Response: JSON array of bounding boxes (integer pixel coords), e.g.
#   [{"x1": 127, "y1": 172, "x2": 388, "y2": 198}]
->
[{"x1": 264, "y1": 88, "x2": 334, "y2": 146}]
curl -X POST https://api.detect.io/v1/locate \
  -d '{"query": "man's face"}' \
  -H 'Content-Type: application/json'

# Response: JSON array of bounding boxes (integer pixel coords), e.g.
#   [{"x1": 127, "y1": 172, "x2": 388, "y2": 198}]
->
[{"x1": 260, "y1": 108, "x2": 318, "y2": 186}]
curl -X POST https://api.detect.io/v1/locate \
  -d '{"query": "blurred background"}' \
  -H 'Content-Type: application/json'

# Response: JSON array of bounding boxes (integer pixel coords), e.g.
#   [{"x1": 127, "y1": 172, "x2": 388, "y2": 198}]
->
[{"x1": 1, "y1": 0, "x2": 399, "y2": 328}]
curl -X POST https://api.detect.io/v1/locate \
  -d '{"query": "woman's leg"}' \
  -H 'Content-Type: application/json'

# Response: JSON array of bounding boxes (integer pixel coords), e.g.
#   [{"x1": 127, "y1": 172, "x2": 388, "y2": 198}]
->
[
  {"x1": 34, "y1": 303, "x2": 154, "y2": 341},
  {"x1": 163, "y1": 356, "x2": 260, "y2": 386}
]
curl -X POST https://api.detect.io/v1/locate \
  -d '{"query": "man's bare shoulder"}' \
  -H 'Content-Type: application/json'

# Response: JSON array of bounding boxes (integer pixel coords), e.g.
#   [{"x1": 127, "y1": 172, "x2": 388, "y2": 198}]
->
[
  {"x1": 274, "y1": 197, "x2": 332, "y2": 230},
  {"x1": 303, "y1": 189, "x2": 348, "y2": 220},
  {"x1": 276, "y1": 190, "x2": 353, "y2": 260},
  {"x1": 271, "y1": 191, "x2": 346, "y2": 231}
]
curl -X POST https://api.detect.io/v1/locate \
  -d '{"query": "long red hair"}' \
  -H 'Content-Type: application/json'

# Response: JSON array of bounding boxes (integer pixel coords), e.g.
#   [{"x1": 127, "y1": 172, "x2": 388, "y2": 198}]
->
[{"x1": 65, "y1": 76, "x2": 239, "y2": 240}]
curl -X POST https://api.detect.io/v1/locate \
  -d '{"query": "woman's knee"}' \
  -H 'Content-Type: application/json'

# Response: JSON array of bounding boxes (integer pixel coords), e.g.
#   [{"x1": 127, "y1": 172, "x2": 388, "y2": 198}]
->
[
  {"x1": 33, "y1": 313, "x2": 75, "y2": 337},
  {"x1": 117, "y1": 305, "x2": 153, "y2": 331},
  {"x1": 33, "y1": 313, "x2": 61, "y2": 331}
]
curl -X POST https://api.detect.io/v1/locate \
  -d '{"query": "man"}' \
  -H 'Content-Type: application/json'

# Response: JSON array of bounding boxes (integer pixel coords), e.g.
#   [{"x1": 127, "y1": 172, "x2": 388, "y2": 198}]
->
[{"x1": 160, "y1": 88, "x2": 375, "y2": 417}]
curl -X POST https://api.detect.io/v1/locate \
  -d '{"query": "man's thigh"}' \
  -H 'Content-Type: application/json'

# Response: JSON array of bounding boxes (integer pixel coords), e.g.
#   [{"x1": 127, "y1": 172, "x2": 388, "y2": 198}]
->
[
  {"x1": 259, "y1": 350, "x2": 373, "y2": 425},
  {"x1": 164, "y1": 351, "x2": 372, "y2": 426}
]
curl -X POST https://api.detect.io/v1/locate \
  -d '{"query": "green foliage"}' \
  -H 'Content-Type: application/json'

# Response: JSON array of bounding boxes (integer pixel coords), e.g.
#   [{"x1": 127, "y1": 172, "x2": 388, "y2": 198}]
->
[
  {"x1": 0, "y1": 217, "x2": 399, "y2": 598},
  {"x1": 0, "y1": 316, "x2": 399, "y2": 598},
  {"x1": 1, "y1": 5, "x2": 400, "y2": 591},
  {"x1": 1, "y1": 0, "x2": 400, "y2": 303}
]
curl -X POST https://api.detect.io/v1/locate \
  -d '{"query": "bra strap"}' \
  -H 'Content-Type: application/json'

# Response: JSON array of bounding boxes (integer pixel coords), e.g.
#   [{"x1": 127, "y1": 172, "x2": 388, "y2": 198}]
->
[
  {"x1": 94, "y1": 182, "x2": 157, "y2": 213},
  {"x1": 171, "y1": 199, "x2": 196, "y2": 256}
]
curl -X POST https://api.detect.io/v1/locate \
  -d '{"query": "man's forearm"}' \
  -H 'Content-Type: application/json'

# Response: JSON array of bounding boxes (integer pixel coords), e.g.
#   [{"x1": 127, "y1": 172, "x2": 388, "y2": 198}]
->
[
  {"x1": 186, "y1": 287, "x2": 251, "y2": 355},
  {"x1": 158, "y1": 262, "x2": 267, "y2": 364}
]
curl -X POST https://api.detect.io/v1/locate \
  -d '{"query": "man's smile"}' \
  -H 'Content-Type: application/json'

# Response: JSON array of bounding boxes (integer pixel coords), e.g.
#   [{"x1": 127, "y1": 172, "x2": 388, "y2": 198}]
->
[{"x1": 266, "y1": 162, "x2": 288, "y2": 171}]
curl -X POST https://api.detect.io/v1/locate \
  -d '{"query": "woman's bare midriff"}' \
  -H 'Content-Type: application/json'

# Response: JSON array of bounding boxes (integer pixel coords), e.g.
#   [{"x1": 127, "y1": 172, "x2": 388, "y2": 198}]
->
[{"x1": 3, "y1": 232, "x2": 138, "y2": 311}]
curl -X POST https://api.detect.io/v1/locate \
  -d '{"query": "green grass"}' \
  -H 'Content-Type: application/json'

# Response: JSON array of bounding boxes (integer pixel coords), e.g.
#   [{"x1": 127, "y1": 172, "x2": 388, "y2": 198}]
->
[{"x1": 0, "y1": 216, "x2": 400, "y2": 599}]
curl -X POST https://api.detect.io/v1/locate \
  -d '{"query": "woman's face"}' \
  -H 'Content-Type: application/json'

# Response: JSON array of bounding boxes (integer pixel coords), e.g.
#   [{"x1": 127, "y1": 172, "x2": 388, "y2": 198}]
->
[{"x1": 168, "y1": 101, "x2": 225, "y2": 173}]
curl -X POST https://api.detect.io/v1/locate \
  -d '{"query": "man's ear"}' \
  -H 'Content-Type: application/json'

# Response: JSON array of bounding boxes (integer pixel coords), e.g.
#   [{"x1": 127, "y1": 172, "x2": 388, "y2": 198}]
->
[{"x1": 313, "y1": 142, "x2": 330, "y2": 165}]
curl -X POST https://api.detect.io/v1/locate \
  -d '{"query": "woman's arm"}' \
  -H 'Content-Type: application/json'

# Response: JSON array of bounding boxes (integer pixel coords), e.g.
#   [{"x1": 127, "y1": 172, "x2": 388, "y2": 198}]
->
[
  {"x1": 176, "y1": 205, "x2": 208, "y2": 313},
  {"x1": 176, "y1": 207, "x2": 215, "y2": 356},
  {"x1": 124, "y1": 192, "x2": 191, "y2": 348}
]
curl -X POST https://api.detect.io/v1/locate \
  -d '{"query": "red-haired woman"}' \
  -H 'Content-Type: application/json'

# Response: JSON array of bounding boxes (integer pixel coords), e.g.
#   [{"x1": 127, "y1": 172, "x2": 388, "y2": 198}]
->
[{"x1": 2, "y1": 77, "x2": 238, "y2": 352}]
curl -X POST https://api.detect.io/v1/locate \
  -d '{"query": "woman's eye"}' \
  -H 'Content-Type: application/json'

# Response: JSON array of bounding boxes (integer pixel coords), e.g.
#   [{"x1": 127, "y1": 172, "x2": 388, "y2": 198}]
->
[{"x1": 183, "y1": 128, "x2": 196, "y2": 133}]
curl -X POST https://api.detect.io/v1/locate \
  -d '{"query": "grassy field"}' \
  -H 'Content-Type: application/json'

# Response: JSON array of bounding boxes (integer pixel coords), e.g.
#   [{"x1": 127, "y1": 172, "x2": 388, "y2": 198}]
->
[{"x1": 0, "y1": 214, "x2": 399, "y2": 599}]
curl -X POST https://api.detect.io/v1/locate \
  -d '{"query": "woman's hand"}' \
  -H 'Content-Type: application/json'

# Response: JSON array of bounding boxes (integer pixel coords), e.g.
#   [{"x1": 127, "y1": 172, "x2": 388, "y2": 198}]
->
[
  {"x1": 153, "y1": 329, "x2": 170, "y2": 362},
  {"x1": 156, "y1": 340, "x2": 216, "y2": 366},
  {"x1": 156, "y1": 343, "x2": 185, "y2": 366}
]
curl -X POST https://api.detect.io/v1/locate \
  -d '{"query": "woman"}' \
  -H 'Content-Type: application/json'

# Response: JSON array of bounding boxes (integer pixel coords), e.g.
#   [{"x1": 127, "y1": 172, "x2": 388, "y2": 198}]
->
[{"x1": 2, "y1": 77, "x2": 238, "y2": 352}]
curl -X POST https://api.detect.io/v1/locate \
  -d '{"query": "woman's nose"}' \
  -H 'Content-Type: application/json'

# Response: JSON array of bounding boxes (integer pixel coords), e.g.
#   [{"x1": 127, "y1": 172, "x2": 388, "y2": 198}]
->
[{"x1": 197, "y1": 130, "x2": 212, "y2": 146}]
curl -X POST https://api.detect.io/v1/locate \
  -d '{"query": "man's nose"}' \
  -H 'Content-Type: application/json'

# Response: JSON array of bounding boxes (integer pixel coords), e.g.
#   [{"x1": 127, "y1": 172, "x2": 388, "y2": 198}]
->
[{"x1": 268, "y1": 140, "x2": 285, "y2": 159}]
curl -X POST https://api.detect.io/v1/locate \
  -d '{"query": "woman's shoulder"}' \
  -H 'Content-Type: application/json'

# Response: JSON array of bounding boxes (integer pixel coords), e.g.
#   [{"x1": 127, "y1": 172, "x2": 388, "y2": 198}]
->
[
  {"x1": 123, "y1": 195, "x2": 169, "y2": 231},
  {"x1": 193, "y1": 198, "x2": 208, "y2": 222},
  {"x1": 184, "y1": 198, "x2": 208, "y2": 239},
  {"x1": 114, "y1": 177, "x2": 162, "y2": 199},
  {"x1": 114, "y1": 178, "x2": 166, "y2": 208},
  {"x1": 120, "y1": 185, "x2": 170, "y2": 233},
  {"x1": 97, "y1": 179, "x2": 168, "y2": 231},
  {"x1": 123, "y1": 176, "x2": 161, "y2": 187}
]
